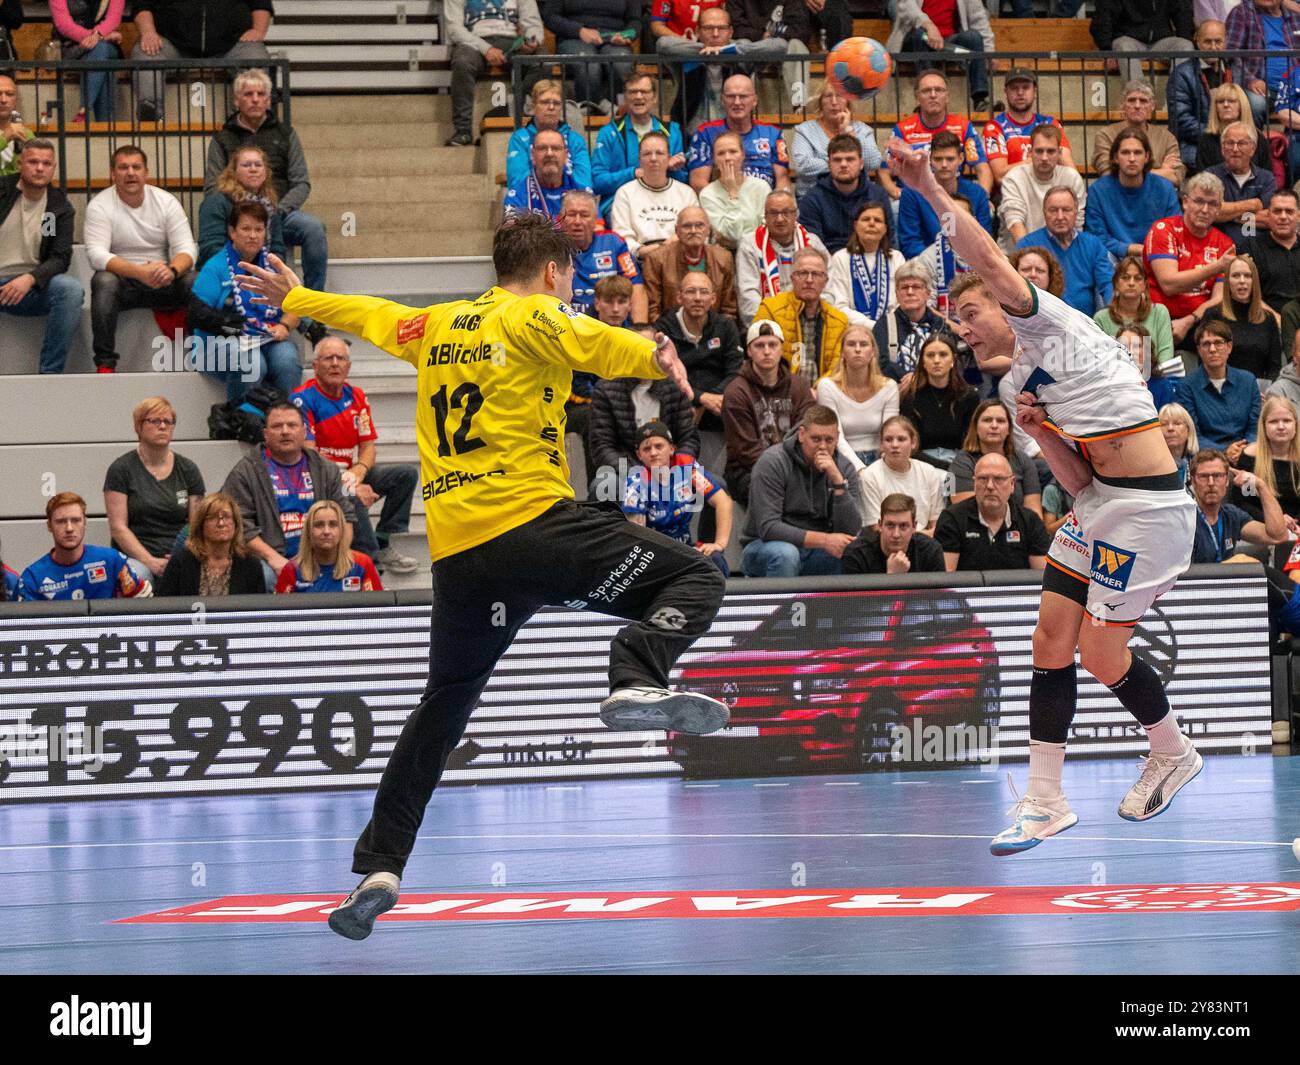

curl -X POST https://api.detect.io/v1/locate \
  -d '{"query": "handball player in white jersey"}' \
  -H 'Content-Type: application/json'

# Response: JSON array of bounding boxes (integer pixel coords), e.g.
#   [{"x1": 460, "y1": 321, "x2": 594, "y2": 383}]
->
[{"x1": 887, "y1": 138, "x2": 1201, "y2": 855}]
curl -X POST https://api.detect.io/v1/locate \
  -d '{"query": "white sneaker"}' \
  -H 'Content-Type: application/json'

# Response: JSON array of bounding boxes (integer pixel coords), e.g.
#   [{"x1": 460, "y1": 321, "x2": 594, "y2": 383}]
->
[
  {"x1": 328, "y1": 872, "x2": 400, "y2": 940},
  {"x1": 375, "y1": 545, "x2": 420, "y2": 574},
  {"x1": 1117, "y1": 741, "x2": 1202, "y2": 822},
  {"x1": 599, "y1": 687, "x2": 729, "y2": 735},
  {"x1": 990, "y1": 794, "x2": 1078, "y2": 856}
]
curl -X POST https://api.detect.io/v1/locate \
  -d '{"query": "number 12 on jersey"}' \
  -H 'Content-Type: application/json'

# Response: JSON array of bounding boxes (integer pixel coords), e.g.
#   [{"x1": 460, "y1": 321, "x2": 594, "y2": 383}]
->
[{"x1": 430, "y1": 382, "x2": 486, "y2": 457}]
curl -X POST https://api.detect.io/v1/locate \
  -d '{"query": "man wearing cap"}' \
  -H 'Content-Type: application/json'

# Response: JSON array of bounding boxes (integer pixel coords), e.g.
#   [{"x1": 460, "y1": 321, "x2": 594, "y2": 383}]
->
[
  {"x1": 982, "y1": 69, "x2": 1076, "y2": 187},
  {"x1": 722, "y1": 318, "x2": 815, "y2": 507}
]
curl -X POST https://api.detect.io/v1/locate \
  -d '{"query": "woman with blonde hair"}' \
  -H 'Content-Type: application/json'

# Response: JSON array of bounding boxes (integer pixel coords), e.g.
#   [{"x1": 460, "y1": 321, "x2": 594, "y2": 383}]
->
[
  {"x1": 1196, "y1": 84, "x2": 1270, "y2": 172},
  {"x1": 1157, "y1": 402, "x2": 1198, "y2": 483},
  {"x1": 197, "y1": 145, "x2": 287, "y2": 266},
  {"x1": 155, "y1": 493, "x2": 266, "y2": 597},
  {"x1": 859, "y1": 414, "x2": 947, "y2": 536},
  {"x1": 791, "y1": 81, "x2": 883, "y2": 199},
  {"x1": 698, "y1": 130, "x2": 770, "y2": 250},
  {"x1": 1235, "y1": 394, "x2": 1300, "y2": 524},
  {"x1": 1206, "y1": 255, "x2": 1283, "y2": 380},
  {"x1": 815, "y1": 324, "x2": 899, "y2": 466},
  {"x1": 947, "y1": 398, "x2": 1043, "y2": 516},
  {"x1": 276, "y1": 499, "x2": 383, "y2": 594}
]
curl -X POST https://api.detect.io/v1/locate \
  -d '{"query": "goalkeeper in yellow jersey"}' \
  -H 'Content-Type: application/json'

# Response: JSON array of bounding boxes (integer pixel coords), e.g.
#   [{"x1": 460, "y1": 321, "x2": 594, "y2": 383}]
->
[{"x1": 239, "y1": 214, "x2": 729, "y2": 941}]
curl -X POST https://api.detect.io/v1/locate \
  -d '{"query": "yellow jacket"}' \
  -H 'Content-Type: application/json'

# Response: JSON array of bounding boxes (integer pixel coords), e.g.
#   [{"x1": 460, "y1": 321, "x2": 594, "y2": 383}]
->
[{"x1": 753, "y1": 292, "x2": 847, "y2": 381}]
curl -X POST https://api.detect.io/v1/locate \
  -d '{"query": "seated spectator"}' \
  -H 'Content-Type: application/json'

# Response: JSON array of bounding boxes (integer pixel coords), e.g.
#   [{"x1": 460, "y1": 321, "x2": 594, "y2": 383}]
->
[
  {"x1": 560, "y1": 190, "x2": 646, "y2": 317},
  {"x1": 1175, "y1": 319, "x2": 1261, "y2": 455},
  {"x1": 131, "y1": 0, "x2": 274, "y2": 122},
  {"x1": 998, "y1": 125, "x2": 1087, "y2": 251},
  {"x1": 935, "y1": 453, "x2": 1050, "y2": 572},
  {"x1": 1275, "y1": 58, "x2": 1300, "y2": 182},
  {"x1": 1158, "y1": 401, "x2": 1199, "y2": 482},
  {"x1": 1094, "y1": 254, "x2": 1180, "y2": 386},
  {"x1": 1268, "y1": 328, "x2": 1300, "y2": 409},
  {"x1": 221, "y1": 402, "x2": 354, "y2": 589},
  {"x1": 276, "y1": 499, "x2": 383, "y2": 593},
  {"x1": 542, "y1": 0, "x2": 638, "y2": 110},
  {"x1": 798, "y1": 134, "x2": 891, "y2": 256},
  {"x1": 85, "y1": 145, "x2": 195, "y2": 373},
  {"x1": 505, "y1": 131, "x2": 585, "y2": 221},
  {"x1": 1085, "y1": 128, "x2": 1183, "y2": 260},
  {"x1": 566, "y1": 276, "x2": 633, "y2": 463},
  {"x1": 0, "y1": 140, "x2": 81, "y2": 374},
  {"x1": 913, "y1": 193, "x2": 975, "y2": 317},
  {"x1": 1009, "y1": 246, "x2": 1065, "y2": 302},
  {"x1": 505, "y1": 80, "x2": 593, "y2": 189},
  {"x1": 444, "y1": 0, "x2": 543, "y2": 147},
  {"x1": 1207, "y1": 123, "x2": 1276, "y2": 247},
  {"x1": 155, "y1": 492, "x2": 267, "y2": 596},
  {"x1": 591, "y1": 71, "x2": 686, "y2": 216},
  {"x1": 199, "y1": 145, "x2": 286, "y2": 267},
  {"x1": 18, "y1": 492, "x2": 152, "y2": 601},
  {"x1": 1089, "y1": 0, "x2": 1193, "y2": 85},
  {"x1": 1234, "y1": 395, "x2": 1300, "y2": 524},
  {"x1": 622, "y1": 419, "x2": 732, "y2": 575},
  {"x1": 1225, "y1": 0, "x2": 1300, "y2": 128},
  {"x1": 735, "y1": 190, "x2": 828, "y2": 325},
  {"x1": 643, "y1": 206, "x2": 737, "y2": 320},
  {"x1": 722, "y1": 319, "x2": 815, "y2": 505},
  {"x1": 1091, "y1": 80, "x2": 1185, "y2": 188},
  {"x1": 191, "y1": 202, "x2": 302, "y2": 401},
  {"x1": 842, "y1": 492, "x2": 946, "y2": 575},
  {"x1": 698, "y1": 130, "x2": 770, "y2": 252},
  {"x1": 1168, "y1": 21, "x2": 1229, "y2": 174},
  {"x1": 1116, "y1": 322, "x2": 1178, "y2": 408},
  {"x1": 1017, "y1": 187, "x2": 1113, "y2": 315},
  {"x1": 792, "y1": 81, "x2": 884, "y2": 201},
  {"x1": 799, "y1": 0, "x2": 852, "y2": 51},
  {"x1": 874, "y1": 261, "x2": 946, "y2": 381},
  {"x1": 653, "y1": 272, "x2": 742, "y2": 430},
  {"x1": 0, "y1": 73, "x2": 32, "y2": 176},
  {"x1": 687, "y1": 75, "x2": 790, "y2": 194},
  {"x1": 859, "y1": 414, "x2": 947, "y2": 534},
  {"x1": 1204, "y1": 256, "x2": 1282, "y2": 380},
  {"x1": 827, "y1": 202, "x2": 906, "y2": 324},
  {"x1": 1, "y1": 540, "x2": 16, "y2": 601},
  {"x1": 897, "y1": 130, "x2": 991, "y2": 261},
  {"x1": 899, "y1": 332, "x2": 978, "y2": 465},
  {"x1": 1188, "y1": 447, "x2": 1285, "y2": 563},
  {"x1": 1198, "y1": 83, "x2": 1272, "y2": 174},
  {"x1": 103, "y1": 396, "x2": 205, "y2": 585},
  {"x1": 947, "y1": 399, "x2": 1043, "y2": 515},
  {"x1": 740, "y1": 404, "x2": 862, "y2": 577},
  {"x1": 1040, "y1": 479, "x2": 1075, "y2": 537},
  {"x1": 1239, "y1": 188, "x2": 1300, "y2": 315},
  {"x1": 50, "y1": 0, "x2": 125, "y2": 123},
  {"x1": 815, "y1": 324, "x2": 900, "y2": 466},
  {"x1": 982, "y1": 69, "x2": 1075, "y2": 186},
  {"x1": 293, "y1": 336, "x2": 419, "y2": 574},
  {"x1": 610, "y1": 133, "x2": 699, "y2": 256},
  {"x1": 1144, "y1": 173, "x2": 1234, "y2": 349},
  {"x1": 754, "y1": 247, "x2": 855, "y2": 386},
  {"x1": 1285, "y1": 301, "x2": 1300, "y2": 360},
  {"x1": 890, "y1": 1, "x2": 995, "y2": 114},
  {"x1": 884, "y1": 72, "x2": 992, "y2": 196}
]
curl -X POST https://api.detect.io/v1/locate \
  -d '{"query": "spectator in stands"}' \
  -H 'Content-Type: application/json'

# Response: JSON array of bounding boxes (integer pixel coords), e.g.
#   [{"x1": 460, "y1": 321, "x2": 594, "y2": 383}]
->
[
  {"x1": 1017, "y1": 187, "x2": 1113, "y2": 315},
  {"x1": 1235, "y1": 394, "x2": 1300, "y2": 523},
  {"x1": 798, "y1": 134, "x2": 891, "y2": 256},
  {"x1": 697, "y1": 130, "x2": 770, "y2": 251},
  {"x1": 826, "y1": 201, "x2": 906, "y2": 324},
  {"x1": 686, "y1": 74, "x2": 791, "y2": 193},
  {"x1": 504, "y1": 130, "x2": 583, "y2": 221},
  {"x1": 103, "y1": 395, "x2": 205, "y2": 584},
  {"x1": 199, "y1": 145, "x2": 286, "y2": 267},
  {"x1": 740, "y1": 404, "x2": 861, "y2": 577},
  {"x1": 842, "y1": 491, "x2": 945, "y2": 574},
  {"x1": 815, "y1": 323, "x2": 899, "y2": 466},
  {"x1": 590, "y1": 71, "x2": 686, "y2": 217},
  {"x1": 610, "y1": 132, "x2": 698, "y2": 255},
  {"x1": 1091, "y1": 81, "x2": 1185, "y2": 187},
  {"x1": 293, "y1": 335, "x2": 419, "y2": 575},
  {"x1": 1168, "y1": 20, "x2": 1231, "y2": 174},
  {"x1": 935, "y1": 453, "x2": 1050, "y2": 572},
  {"x1": 890, "y1": 0, "x2": 995, "y2": 114},
  {"x1": 982, "y1": 68, "x2": 1075, "y2": 186},
  {"x1": 875, "y1": 261, "x2": 946, "y2": 382},
  {"x1": 1207, "y1": 122, "x2": 1276, "y2": 247},
  {"x1": 913, "y1": 193, "x2": 975, "y2": 319},
  {"x1": 998, "y1": 125, "x2": 1087, "y2": 252},
  {"x1": 1158, "y1": 401, "x2": 1198, "y2": 482},
  {"x1": 50, "y1": 0, "x2": 125, "y2": 123},
  {"x1": 792, "y1": 81, "x2": 883, "y2": 201},
  {"x1": 1197, "y1": 83, "x2": 1272, "y2": 175},
  {"x1": 1225, "y1": 0, "x2": 1300, "y2": 127},
  {"x1": 898, "y1": 332, "x2": 978, "y2": 465},
  {"x1": 1204, "y1": 256, "x2": 1283, "y2": 379},
  {"x1": 947, "y1": 398, "x2": 1043, "y2": 514},
  {"x1": 1240, "y1": 188, "x2": 1300, "y2": 315},
  {"x1": 643, "y1": 205, "x2": 737, "y2": 320},
  {"x1": 754, "y1": 247, "x2": 853, "y2": 386},
  {"x1": 1175, "y1": 319, "x2": 1261, "y2": 454},
  {"x1": 560, "y1": 189, "x2": 646, "y2": 317},
  {"x1": 858, "y1": 414, "x2": 947, "y2": 534},
  {"x1": 222, "y1": 402, "x2": 353, "y2": 587},
  {"x1": 190, "y1": 201, "x2": 302, "y2": 401},
  {"x1": 735, "y1": 189, "x2": 828, "y2": 325},
  {"x1": 1089, "y1": 0, "x2": 1194, "y2": 86},
  {"x1": 0, "y1": 140, "x2": 81, "y2": 375},
  {"x1": 1274, "y1": 58, "x2": 1300, "y2": 182},
  {"x1": 276, "y1": 499, "x2": 382, "y2": 593},
  {"x1": 155, "y1": 492, "x2": 266, "y2": 596},
  {"x1": 622, "y1": 419, "x2": 733, "y2": 575},
  {"x1": 1085, "y1": 128, "x2": 1183, "y2": 260},
  {"x1": 132, "y1": 1, "x2": 274, "y2": 122},
  {"x1": 1009, "y1": 245, "x2": 1065, "y2": 301},
  {"x1": 1268, "y1": 329, "x2": 1300, "y2": 409},
  {"x1": 722, "y1": 319, "x2": 815, "y2": 505},
  {"x1": 85, "y1": 144, "x2": 196, "y2": 373},
  {"x1": 444, "y1": 0, "x2": 543, "y2": 147},
  {"x1": 505, "y1": 80, "x2": 593, "y2": 190},
  {"x1": 18, "y1": 492, "x2": 152, "y2": 601},
  {"x1": 567, "y1": 276, "x2": 633, "y2": 458},
  {"x1": 1, "y1": 539, "x2": 16, "y2": 601},
  {"x1": 653, "y1": 271, "x2": 742, "y2": 429},
  {"x1": 1145, "y1": 172, "x2": 1234, "y2": 348},
  {"x1": 1094, "y1": 254, "x2": 1180, "y2": 385},
  {"x1": 1187, "y1": 446, "x2": 1285, "y2": 562},
  {"x1": 0, "y1": 74, "x2": 31, "y2": 180},
  {"x1": 897, "y1": 130, "x2": 991, "y2": 261},
  {"x1": 884, "y1": 72, "x2": 992, "y2": 196},
  {"x1": 591, "y1": 273, "x2": 632, "y2": 327},
  {"x1": 541, "y1": 0, "x2": 638, "y2": 110}
]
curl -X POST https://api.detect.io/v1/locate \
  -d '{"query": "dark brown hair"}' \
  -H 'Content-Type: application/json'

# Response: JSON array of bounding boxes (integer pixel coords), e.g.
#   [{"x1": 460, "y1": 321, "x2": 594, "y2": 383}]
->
[{"x1": 493, "y1": 213, "x2": 575, "y2": 286}]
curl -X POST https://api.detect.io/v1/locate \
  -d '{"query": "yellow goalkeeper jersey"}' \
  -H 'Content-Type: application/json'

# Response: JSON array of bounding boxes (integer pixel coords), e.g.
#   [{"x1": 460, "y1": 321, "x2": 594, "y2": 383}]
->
[{"x1": 283, "y1": 285, "x2": 663, "y2": 562}]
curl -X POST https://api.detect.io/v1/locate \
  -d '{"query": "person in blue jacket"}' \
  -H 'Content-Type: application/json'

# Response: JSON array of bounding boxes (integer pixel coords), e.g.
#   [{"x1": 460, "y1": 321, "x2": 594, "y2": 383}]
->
[
  {"x1": 1166, "y1": 21, "x2": 1233, "y2": 174},
  {"x1": 590, "y1": 70, "x2": 685, "y2": 218},
  {"x1": 896, "y1": 130, "x2": 991, "y2": 260},
  {"x1": 504, "y1": 79, "x2": 593, "y2": 190},
  {"x1": 797, "y1": 134, "x2": 892, "y2": 255},
  {"x1": 1084, "y1": 128, "x2": 1182, "y2": 260}
]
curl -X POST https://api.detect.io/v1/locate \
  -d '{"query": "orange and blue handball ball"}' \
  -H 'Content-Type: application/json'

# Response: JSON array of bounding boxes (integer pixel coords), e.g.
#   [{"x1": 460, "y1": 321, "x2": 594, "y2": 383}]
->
[{"x1": 826, "y1": 37, "x2": 893, "y2": 100}]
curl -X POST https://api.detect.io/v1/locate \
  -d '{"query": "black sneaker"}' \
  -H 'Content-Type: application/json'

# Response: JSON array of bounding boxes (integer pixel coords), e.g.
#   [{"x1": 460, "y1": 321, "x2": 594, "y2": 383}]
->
[
  {"x1": 328, "y1": 872, "x2": 400, "y2": 940},
  {"x1": 445, "y1": 130, "x2": 473, "y2": 146},
  {"x1": 300, "y1": 319, "x2": 328, "y2": 346},
  {"x1": 137, "y1": 101, "x2": 160, "y2": 122}
]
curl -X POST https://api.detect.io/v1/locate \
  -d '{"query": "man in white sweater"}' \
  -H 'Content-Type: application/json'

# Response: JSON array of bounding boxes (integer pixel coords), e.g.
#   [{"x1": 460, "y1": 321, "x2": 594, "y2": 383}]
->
[
  {"x1": 610, "y1": 132, "x2": 699, "y2": 258},
  {"x1": 85, "y1": 146, "x2": 197, "y2": 372},
  {"x1": 998, "y1": 125, "x2": 1087, "y2": 253}
]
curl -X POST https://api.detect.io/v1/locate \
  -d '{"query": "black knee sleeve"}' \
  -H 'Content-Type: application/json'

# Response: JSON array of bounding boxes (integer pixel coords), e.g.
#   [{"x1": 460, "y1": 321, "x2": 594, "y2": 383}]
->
[
  {"x1": 1029, "y1": 663, "x2": 1077, "y2": 743},
  {"x1": 1107, "y1": 655, "x2": 1171, "y2": 727}
]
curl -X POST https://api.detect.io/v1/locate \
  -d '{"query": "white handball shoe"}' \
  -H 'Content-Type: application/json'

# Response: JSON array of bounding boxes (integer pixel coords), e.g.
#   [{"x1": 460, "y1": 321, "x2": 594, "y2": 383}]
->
[
  {"x1": 990, "y1": 794, "x2": 1078, "y2": 856},
  {"x1": 599, "y1": 687, "x2": 729, "y2": 735},
  {"x1": 328, "y1": 872, "x2": 400, "y2": 940},
  {"x1": 1117, "y1": 741, "x2": 1203, "y2": 822}
]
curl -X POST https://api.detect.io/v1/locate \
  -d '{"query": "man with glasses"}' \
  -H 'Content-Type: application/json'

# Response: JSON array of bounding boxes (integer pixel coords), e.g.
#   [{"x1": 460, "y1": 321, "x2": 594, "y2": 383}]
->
[
  {"x1": 1207, "y1": 122, "x2": 1276, "y2": 247},
  {"x1": 591, "y1": 72, "x2": 686, "y2": 218},
  {"x1": 884, "y1": 72, "x2": 992, "y2": 197},
  {"x1": 686, "y1": 74, "x2": 790, "y2": 194},
  {"x1": 503, "y1": 130, "x2": 583, "y2": 221},
  {"x1": 559, "y1": 189, "x2": 647, "y2": 320},
  {"x1": 735, "y1": 189, "x2": 828, "y2": 325},
  {"x1": 1241, "y1": 188, "x2": 1300, "y2": 314},
  {"x1": 642, "y1": 205, "x2": 737, "y2": 320},
  {"x1": 935, "y1": 453, "x2": 1050, "y2": 572},
  {"x1": 1174, "y1": 319, "x2": 1261, "y2": 456},
  {"x1": 1187, "y1": 448, "x2": 1285, "y2": 563},
  {"x1": 753, "y1": 247, "x2": 855, "y2": 384}
]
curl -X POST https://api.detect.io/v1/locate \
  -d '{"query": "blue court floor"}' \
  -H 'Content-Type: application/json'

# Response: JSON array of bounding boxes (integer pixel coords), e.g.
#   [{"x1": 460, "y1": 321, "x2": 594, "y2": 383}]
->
[{"x1": 2, "y1": 755, "x2": 1298, "y2": 975}]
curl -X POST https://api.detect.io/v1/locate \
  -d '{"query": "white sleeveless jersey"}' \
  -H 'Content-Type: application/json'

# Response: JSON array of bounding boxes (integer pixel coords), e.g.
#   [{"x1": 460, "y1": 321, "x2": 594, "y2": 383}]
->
[{"x1": 1001, "y1": 285, "x2": 1158, "y2": 443}]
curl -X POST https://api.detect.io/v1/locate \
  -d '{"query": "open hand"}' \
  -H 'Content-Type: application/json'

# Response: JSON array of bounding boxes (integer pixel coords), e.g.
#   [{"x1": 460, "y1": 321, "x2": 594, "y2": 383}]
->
[
  {"x1": 237, "y1": 253, "x2": 302, "y2": 310},
  {"x1": 654, "y1": 332, "x2": 694, "y2": 401}
]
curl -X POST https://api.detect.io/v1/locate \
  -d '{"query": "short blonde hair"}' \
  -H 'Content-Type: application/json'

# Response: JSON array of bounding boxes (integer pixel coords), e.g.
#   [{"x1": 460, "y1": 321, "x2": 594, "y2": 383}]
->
[
  {"x1": 233, "y1": 68, "x2": 273, "y2": 97},
  {"x1": 1158, "y1": 402, "x2": 1199, "y2": 457},
  {"x1": 132, "y1": 396, "x2": 176, "y2": 436},
  {"x1": 531, "y1": 79, "x2": 564, "y2": 103}
]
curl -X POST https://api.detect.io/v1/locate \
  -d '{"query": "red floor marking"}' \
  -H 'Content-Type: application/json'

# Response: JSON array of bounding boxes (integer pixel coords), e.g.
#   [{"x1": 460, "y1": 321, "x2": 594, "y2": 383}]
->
[{"x1": 118, "y1": 884, "x2": 1300, "y2": 923}]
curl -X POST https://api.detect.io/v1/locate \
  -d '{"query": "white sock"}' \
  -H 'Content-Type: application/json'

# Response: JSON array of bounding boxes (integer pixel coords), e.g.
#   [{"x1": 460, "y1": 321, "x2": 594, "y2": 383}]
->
[
  {"x1": 1144, "y1": 714, "x2": 1189, "y2": 758},
  {"x1": 1026, "y1": 739, "x2": 1066, "y2": 801},
  {"x1": 360, "y1": 871, "x2": 400, "y2": 892}
]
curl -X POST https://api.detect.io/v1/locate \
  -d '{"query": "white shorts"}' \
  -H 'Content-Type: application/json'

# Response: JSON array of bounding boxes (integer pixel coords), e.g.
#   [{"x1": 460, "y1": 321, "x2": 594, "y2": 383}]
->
[{"x1": 1045, "y1": 474, "x2": 1195, "y2": 626}]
